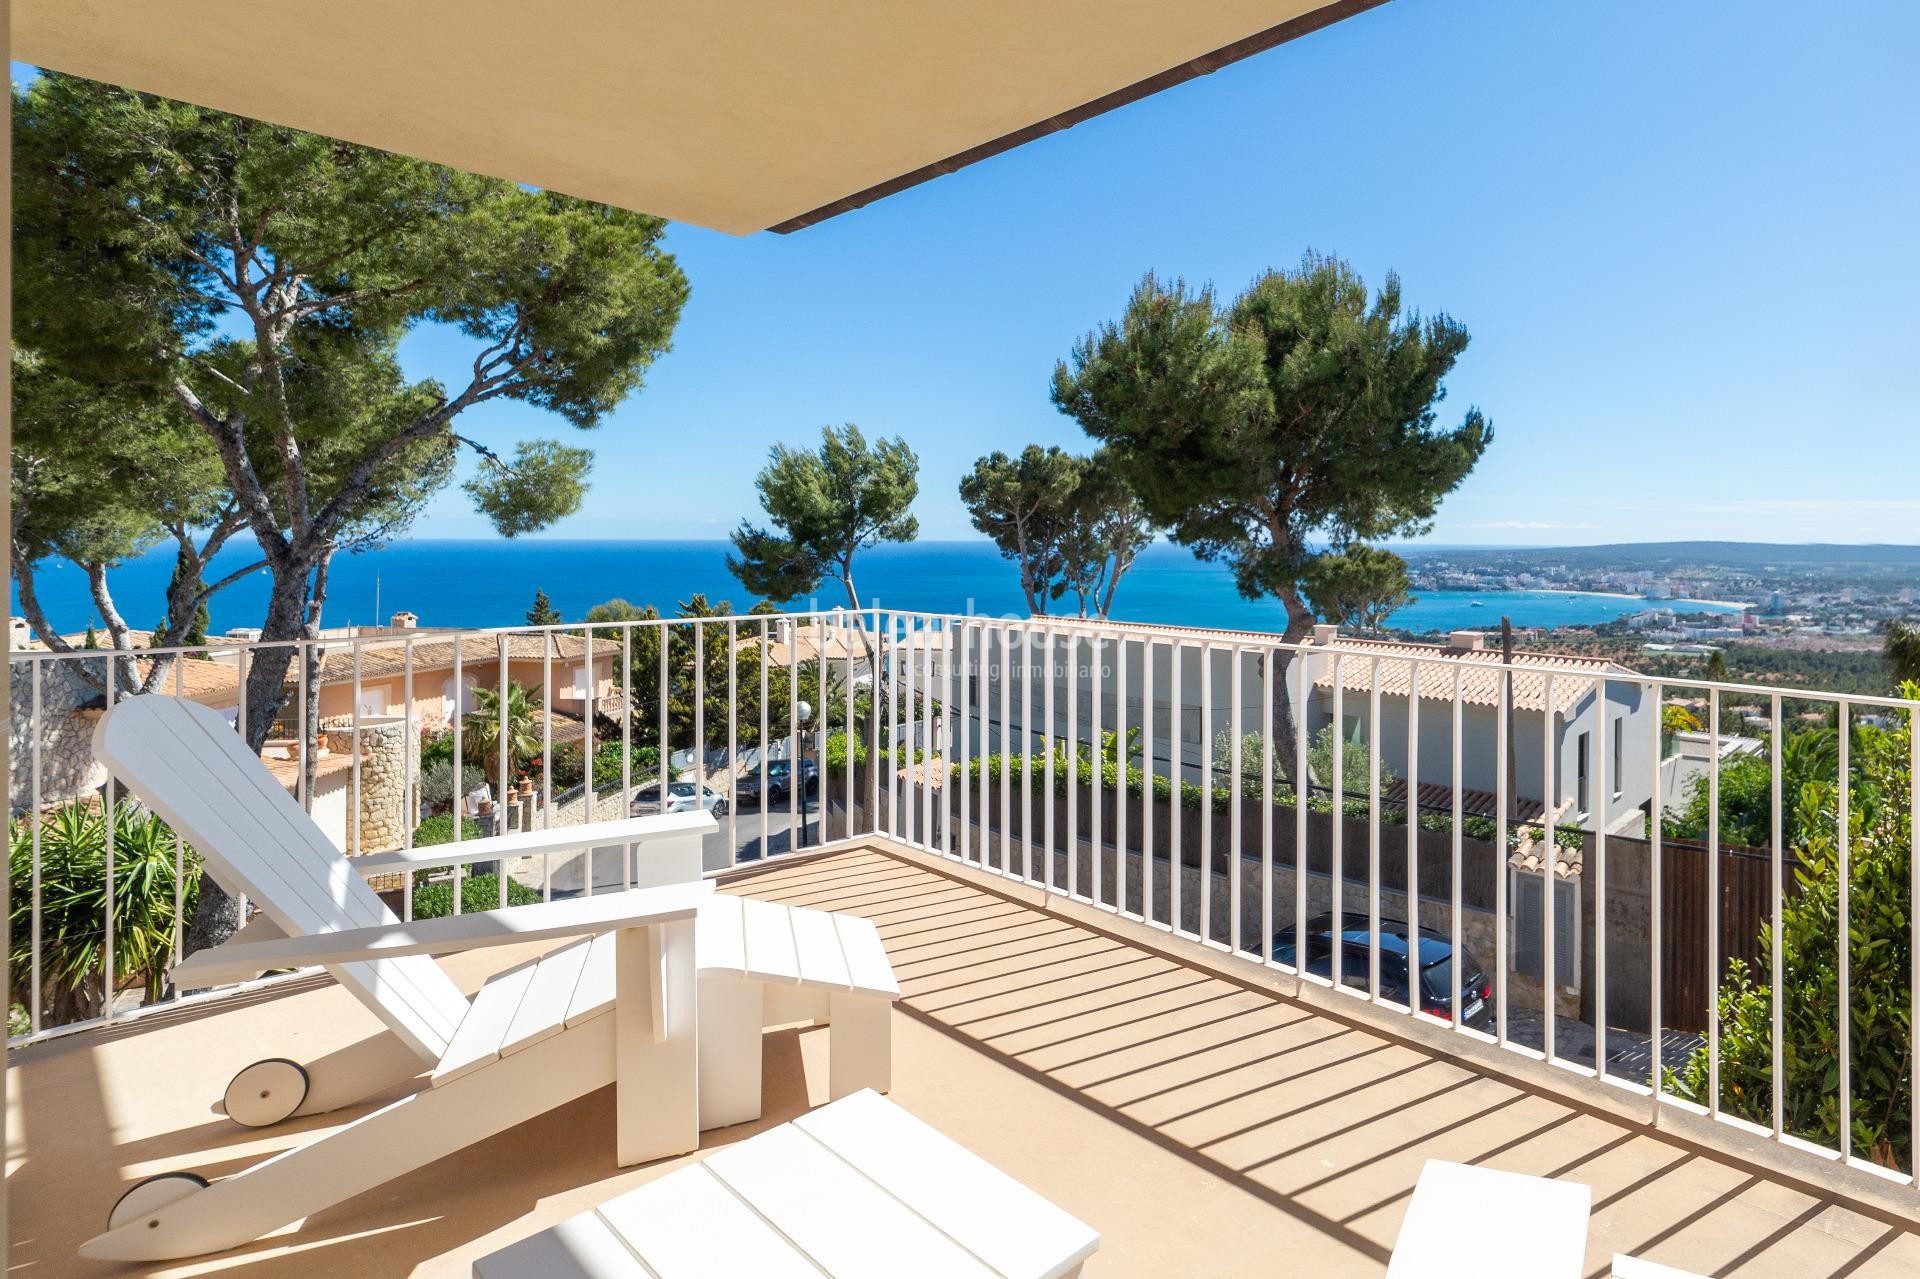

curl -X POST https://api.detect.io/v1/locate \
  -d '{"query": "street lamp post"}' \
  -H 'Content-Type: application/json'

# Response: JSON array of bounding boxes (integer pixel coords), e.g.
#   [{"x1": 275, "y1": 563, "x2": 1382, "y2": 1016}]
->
[{"x1": 796, "y1": 699, "x2": 813, "y2": 849}]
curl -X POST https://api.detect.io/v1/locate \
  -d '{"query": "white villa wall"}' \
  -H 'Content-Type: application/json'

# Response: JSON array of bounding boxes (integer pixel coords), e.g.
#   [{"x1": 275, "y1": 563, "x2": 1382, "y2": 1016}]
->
[{"x1": 919, "y1": 625, "x2": 1657, "y2": 835}]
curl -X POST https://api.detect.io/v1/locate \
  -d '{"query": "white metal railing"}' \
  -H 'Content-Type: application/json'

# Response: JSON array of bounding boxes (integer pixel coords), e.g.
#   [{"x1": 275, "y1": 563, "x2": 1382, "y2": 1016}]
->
[
  {"x1": 8, "y1": 606, "x2": 1919, "y2": 1192},
  {"x1": 858, "y1": 609, "x2": 1919, "y2": 1191},
  {"x1": 6, "y1": 609, "x2": 874, "y2": 1044}
]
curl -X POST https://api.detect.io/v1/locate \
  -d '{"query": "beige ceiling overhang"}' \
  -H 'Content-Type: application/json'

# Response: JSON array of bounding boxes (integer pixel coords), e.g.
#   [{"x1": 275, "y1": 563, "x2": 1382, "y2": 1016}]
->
[{"x1": 12, "y1": 0, "x2": 1386, "y2": 235}]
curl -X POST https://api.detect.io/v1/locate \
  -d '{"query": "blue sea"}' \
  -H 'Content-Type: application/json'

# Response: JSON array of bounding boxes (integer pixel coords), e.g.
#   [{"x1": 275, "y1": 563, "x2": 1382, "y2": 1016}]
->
[{"x1": 10, "y1": 540, "x2": 1744, "y2": 637}]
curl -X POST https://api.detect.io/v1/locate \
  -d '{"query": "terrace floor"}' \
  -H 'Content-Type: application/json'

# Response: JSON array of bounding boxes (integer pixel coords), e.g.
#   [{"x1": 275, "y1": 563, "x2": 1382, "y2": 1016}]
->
[{"x1": 10, "y1": 842, "x2": 1920, "y2": 1278}]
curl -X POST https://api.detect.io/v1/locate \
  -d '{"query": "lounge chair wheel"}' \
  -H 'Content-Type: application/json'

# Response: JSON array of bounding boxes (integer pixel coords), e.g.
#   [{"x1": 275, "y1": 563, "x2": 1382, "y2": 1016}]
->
[
  {"x1": 107, "y1": 1172, "x2": 209, "y2": 1232},
  {"x1": 224, "y1": 1058, "x2": 309, "y2": 1127}
]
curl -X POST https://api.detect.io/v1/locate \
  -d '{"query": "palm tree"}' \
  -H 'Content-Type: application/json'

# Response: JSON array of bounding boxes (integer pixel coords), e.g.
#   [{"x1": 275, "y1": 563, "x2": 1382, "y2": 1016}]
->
[
  {"x1": 463, "y1": 682, "x2": 545, "y2": 774},
  {"x1": 1886, "y1": 618, "x2": 1920, "y2": 687}
]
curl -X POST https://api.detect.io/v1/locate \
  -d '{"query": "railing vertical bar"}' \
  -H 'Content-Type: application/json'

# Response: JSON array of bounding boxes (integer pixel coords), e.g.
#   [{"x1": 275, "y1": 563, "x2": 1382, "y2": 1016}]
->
[
  {"x1": 1168, "y1": 643, "x2": 1182, "y2": 933},
  {"x1": 1295, "y1": 648, "x2": 1309, "y2": 980},
  {"x1": 30, "y1": 660, "x2": 44, "y2": 1032},
  {"x1": 659, "y1": 623, "x2": 672, "y2": 867},
  {"x1": 1143, "y1": 638, "x2": 1156, "y2": 926},
  {"x1": 352, "y1": 646, "x2": 364, "y2": 860},
  {"x1": 943, "y1": 616, "x2": 957, "y2": 857},
  {"x1": 1116, "y1": 633, "x2": 1128, "y2": 916},
  {"x1": 497, "y1": 634, "x2": 511, "y2": 909},
  {"x1": 687, "y1": 622, "x2": 702, "y2": 845},
  {"x1": 236, "y1": 646, "x2": 250, "y2": 749},
  {"x1": 1330, "y1": 656, "x2": 1344, "y2": 991},
  {"x1": 1001, "y1": 624, "x2": 1013, "y2": 873},
  {"x1": 1067, "y1": 630, "x2": 1079, "y2": 901},
  {"x1": 1443, "y1": 656, "x2": 1459, "y2": 1029},
  {"x1": 1543, "y1": 673, "x2": 1557, "y2": 1062},
  {"x1": 759, "y1": 618, "x2": 770, "y2": 856},
  {"x1": 908, "y1": 613, "x2": 922, "y2": 851},
  {"x1": 1230, "y1": 647, "x2": 1244, "y2": 953},
  {"x1": 726, "y1": 619, "x2": 738, "y2": 863},
  {"x1": 1908, "y1": 696, "x2": 1919, "y2": 1184},
  {"x1": 789, "y1": 618, "x2": 801, "y2": 855},
  {"x1": 958, "y1": 620, "x2": 971, "y2": 867},
  {"x1": 1595, "y1": 677, "x2": 1609, "y2": 1078},
  {"x1": 1406, "y1": 658, "x2": 1420, "y2": 1019},
  {"x1": 1261, "y1": 645, "x2": 1274, "y2": 962},
  {"x1": 1091, "y1": 626, "x2": 1104, "y2": 903},
  {"x1": 172, "y1": 657, "x2": 186, "y2": 972},
  {"x1": 102, "y1": 659, "x2": 118, "y2": 1017},
  {"x1": 1042, "y1": 625, "x2": 1056, "y2": 887},
  {"x1": 1770, "y1": 693, "x2": 1784, "y2": 1138},
  {"x1": 1838, "y1": 699, "x2": 1852, "y2": 1164},
  {"x1": 1200, "y1": 644, "x2": 1214, "y2": 943},
  {"x1": 586, "y1": 625, "x2": 600, "y2": 886},
  {"x1": 296, "y1": 641, "x2": 310, "y2": 813},
  {"x1": 404, "y1": 639, "x2": 417, "y2": 920},
  {"x1": 887, "y1": 613, "x2": 901, "y2": 849},
  {"x1": 623, "y1": 624, "x2": 635, "y2": 883},
  {"x1": 449, "y1": 643, "x2": 462, "y2": 912},
  {"x1": 919, "y1": 617, "x2": 933, "y2": 853},
  {"x1": 1368, "y1": 658, "x2": 1382, "y2": 1001},
  {"x1": 1494, "y1": 662, "x2": 1508, "y2": 1046},
  {"x1": 1024, "y1": 625, "x2": 1036, "y2": 882},
  {"x1": 1708, "y1": 686, "x2": 1722, "y2": 1116},
  {"x1": 846, "y1": 612, "x2": 858, "y2": 849},
  {"x1": 1649, "y1": 680, "x2": 1664, "y2": 1119},
  {"x1": 542, "y1": 632, "x2": 554, "y2": 837}
]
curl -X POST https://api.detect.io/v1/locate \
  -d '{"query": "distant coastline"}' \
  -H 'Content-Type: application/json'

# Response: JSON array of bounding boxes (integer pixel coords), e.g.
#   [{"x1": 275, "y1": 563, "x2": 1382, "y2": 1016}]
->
[
  {"x1": 1528, "y1": 588, "x2": 1756, "y2": 610},
  {"x1": 11, "y1": 539, "x2": 1748, "y2": 640}
]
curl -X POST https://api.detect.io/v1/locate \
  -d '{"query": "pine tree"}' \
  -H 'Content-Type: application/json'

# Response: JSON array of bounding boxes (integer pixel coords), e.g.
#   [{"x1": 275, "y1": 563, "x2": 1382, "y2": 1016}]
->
[{"x1": 526, "y1": 589, "x2": 562, "y2": 627}]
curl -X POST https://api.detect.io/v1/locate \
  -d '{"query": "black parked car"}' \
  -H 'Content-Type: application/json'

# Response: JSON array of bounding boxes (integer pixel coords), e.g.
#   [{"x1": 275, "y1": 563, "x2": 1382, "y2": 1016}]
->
[
  {"x1": 736, "y1": 756, "x2": 819, "y2": 804},
  {"x1": 1272, "y1": 911, "x2": 1493, "y2": 1029}
]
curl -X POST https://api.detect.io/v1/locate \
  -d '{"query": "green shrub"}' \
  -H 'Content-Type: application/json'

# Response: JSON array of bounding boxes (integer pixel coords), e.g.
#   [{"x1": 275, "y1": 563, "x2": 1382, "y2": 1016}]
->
[
  {"x1": 548, "y1": 739, "x2": 661, "y2": 791},
  {"x1": 410, "y1": 813, "x2": 484, "y2": 847},
  {"x1": 8, "y1": 801, "x2": 200, "y2": 1024},
  {"x1": 418, "y1": 756, "x2": 489, "y2": 815},
  {"x1": 1668, "y1": 687, "x2": 1916, "y2": 1170},
  {"x1": 409, "y1": 873, "x2": 542, "y2": 919},
  {"x1": 420, "y1": 730, "x2": 456, "y2": 767}
]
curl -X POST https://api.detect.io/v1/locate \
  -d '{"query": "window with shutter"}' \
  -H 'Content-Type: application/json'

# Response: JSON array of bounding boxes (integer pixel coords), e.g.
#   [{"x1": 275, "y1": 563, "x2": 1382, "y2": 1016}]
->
[{"x1": 1512, "y1": 872, "x2": 1578, "y2": 987}]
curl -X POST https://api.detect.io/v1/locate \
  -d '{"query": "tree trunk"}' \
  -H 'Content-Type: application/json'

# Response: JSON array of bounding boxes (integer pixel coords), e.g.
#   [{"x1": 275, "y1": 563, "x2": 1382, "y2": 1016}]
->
[
  {"x1": 182, "y1": 567, "x2": 310, "y2": 957},
  {"x1": 1267, "y1": 595, "x2": 1317, "y2": 790}
]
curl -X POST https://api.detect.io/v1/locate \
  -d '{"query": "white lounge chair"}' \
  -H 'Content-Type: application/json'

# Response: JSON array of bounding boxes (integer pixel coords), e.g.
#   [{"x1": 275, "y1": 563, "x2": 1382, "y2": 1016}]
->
[
  {"x1": 1387, "y1": 1159, "x2": 1591, "y2": 1278},
  {"x1": 473, "y1": 1088, "x2": 1102, "y2": 1279},
  {"x1": 81, "y1": 694, "x2": 709, "y2": 1263},
  {"x1": 95, "y1": 695, "x2": 899, "y2": 1134},
  {"x1": 80, "y1": 695, "x2": 898, "y2": 1261},
  {"x1": 93, "y1": 694, "x2": 722, "y2": 1130}
]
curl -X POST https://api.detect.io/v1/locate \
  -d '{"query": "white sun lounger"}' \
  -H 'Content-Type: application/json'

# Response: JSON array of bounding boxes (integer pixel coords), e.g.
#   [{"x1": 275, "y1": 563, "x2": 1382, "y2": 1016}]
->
[
  {"x1": 472, "y1": 1089, "x2": 1101, "y2": 1279},
  {"x1": 80, "y1": 695, "x2": 897, "y2": 1261},
  {"x1": 1387, "y1": 1159, "x2": 1591, "y2": 1279}
]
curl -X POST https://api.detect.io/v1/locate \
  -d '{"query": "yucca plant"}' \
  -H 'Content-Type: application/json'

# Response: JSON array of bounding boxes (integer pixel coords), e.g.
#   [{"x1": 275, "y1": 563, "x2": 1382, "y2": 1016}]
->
[{"x1": 8, "y1": 801, "x2": 200, "y2": 1027}]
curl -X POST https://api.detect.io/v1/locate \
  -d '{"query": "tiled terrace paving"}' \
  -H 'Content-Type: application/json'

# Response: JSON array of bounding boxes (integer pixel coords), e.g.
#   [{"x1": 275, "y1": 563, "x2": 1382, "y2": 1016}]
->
[{"x1": 11, "y1": 844, "x2": 1920, "y2": 1278}]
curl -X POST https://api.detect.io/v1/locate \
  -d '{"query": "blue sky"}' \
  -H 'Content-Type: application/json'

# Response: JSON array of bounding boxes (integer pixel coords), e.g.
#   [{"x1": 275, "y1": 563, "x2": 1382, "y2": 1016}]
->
[{"x1": 19, "y1": 0, "x2": 1919, "y2": 547}]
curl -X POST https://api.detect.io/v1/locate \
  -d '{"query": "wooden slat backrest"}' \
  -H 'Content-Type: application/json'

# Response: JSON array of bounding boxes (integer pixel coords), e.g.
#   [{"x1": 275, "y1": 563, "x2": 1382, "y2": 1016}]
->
[{"x1": 93, "y1": 695, "x2": 470, "y2": 1060}]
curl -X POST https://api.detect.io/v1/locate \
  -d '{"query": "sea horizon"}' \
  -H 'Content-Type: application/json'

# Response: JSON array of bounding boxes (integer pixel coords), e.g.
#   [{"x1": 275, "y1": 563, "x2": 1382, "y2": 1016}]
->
[{"x1": 10, "y1": 538, "x2": 1746, "y2": 639}]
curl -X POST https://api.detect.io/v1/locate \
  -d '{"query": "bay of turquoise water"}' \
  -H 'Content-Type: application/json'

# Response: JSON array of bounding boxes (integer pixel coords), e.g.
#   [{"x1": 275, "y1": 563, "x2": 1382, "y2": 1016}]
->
[{"x1": 10, "y1": 540, "x2": 1742, "y2": 638}]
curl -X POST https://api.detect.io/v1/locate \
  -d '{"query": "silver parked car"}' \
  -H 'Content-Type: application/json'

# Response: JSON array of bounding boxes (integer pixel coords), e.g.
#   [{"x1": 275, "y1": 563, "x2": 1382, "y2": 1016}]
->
[{"x1": 630, "y1": 779, "x2": 729, "y2": 817}]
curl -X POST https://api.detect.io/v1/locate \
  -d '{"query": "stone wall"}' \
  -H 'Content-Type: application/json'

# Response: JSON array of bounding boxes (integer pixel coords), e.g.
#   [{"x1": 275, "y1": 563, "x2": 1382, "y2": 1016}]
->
[
  {"x1": 9, "y1": 657, "x2": 111, "y2": 814},
  {"x1": 320, "y1": 717, "x2": 414, "y2": 855}
]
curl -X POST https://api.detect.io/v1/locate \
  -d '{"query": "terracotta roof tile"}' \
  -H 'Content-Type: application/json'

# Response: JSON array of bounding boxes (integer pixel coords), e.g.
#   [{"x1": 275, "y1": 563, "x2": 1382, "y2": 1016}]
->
[
  {"x1": 1085, "y1": 622, "x2": 1636, "y2": 718},
  {"x1": 308, "y1": 631, "x2": 619, "y2": 684}
]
